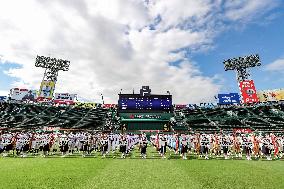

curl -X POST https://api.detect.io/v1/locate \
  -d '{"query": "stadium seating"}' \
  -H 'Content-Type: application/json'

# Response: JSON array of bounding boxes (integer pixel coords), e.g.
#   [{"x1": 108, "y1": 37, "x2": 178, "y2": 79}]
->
[
  {"x1": 0, "y1": 102, "x2": 110, "y2": 130},
  {"x1": 178, "y1": 103, "x2": 284, "y2": 132},
  {"x1": 1, "y1": 101, "x2": 284, "y2": 133}
]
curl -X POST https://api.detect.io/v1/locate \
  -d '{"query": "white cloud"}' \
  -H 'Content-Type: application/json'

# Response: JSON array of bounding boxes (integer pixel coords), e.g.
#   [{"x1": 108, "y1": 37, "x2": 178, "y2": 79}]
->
[
  {"x1": 0, "y1": 90, "x2": 9, "y2": 96},
  {"x1": 265, "y1": 58, "x2": 284, "y2": 72},
  {"x1": 0, "y1": 0, "x2": 279, "y2": 103},
  {"x1": 148, "y1": 0, "x2": 213, "y2": 30},
  {"x1": 224, "y1": 0, "x2": 278, "y2": 22}
]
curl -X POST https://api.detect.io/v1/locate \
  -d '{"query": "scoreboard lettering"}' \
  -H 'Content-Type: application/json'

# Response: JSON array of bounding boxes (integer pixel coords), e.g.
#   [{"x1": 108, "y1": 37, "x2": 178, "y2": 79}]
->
[{"x1": 118, "y1": 94, "x2": 172, "y2": 112}]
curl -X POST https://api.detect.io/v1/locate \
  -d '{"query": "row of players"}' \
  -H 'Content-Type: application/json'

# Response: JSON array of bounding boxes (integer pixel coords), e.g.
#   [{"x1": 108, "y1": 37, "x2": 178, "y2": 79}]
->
[
  {"x1": 1, "y1": 131, "x2": 284, "y2": 160},
  {"x1": 0, "y1": 132, "x2": 145, "y2": 158},
  {"x1": 151, "y1": 133, "x2": 284, "y2": 160}
]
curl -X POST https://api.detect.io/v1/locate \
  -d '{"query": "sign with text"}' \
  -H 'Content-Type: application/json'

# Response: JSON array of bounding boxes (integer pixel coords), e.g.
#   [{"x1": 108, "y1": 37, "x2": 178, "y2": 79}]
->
[
  {"x1": 9, "y1": 88, "x2": 37, "y2": 101},
  {"x1": 0, "y1": 96, "x2": 7, "y2": 102},
  {"x1": 257, "y1": 89, "x2": 284, "y2": 102},
  {"x1": 239, "y1": 80, "x2": 259, "y2": 104},
  {"x1": 75, "y1": 102, "x2": 98, "y2": 108},
  {"x1": 233, "y1": 128, "x2": 252, "y2": 133},
  {"x1": 218, "y1": 93, "x2": 240, "y2": 105},
  {"x1": 54, "y1": 93, "x2": 76, "y2": 105}
]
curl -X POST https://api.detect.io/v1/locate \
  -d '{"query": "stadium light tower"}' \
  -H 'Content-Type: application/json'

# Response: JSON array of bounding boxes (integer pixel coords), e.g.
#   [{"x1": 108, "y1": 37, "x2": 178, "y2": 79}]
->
[
  {"x1": 35, "y1": 55, "x2": 70, "y2": 99},
  {"x1": 223, "y1": 54, "x2": 261, "y2": 104},
  {"x1": 223, "y1": 54, "x2": 261, "y2": 82}
]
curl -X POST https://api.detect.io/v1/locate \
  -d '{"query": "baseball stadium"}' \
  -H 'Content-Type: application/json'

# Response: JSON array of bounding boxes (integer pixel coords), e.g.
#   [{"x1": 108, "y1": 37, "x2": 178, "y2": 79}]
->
[{"x1": 1, "y1": 1, "x2": 284, "y2": 189}]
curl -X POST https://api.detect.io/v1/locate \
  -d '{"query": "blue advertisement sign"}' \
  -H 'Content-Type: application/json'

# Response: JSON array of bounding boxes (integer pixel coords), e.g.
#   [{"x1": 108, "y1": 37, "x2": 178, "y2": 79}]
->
[
  {"x1": 0, "y1": 96, "x2": 7, "y2": 102},
  {"x1": 218, "y1": 93, "x2": 240, "y2": 105}
]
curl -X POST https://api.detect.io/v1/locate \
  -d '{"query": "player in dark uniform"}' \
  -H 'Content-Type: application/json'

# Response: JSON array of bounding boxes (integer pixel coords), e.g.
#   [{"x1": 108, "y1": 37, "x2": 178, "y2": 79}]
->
[
  {"x1": 20, "y1": 134, "x2": 30, "y2": 158},
  {"x1": 159, "y1": 134, "x2": 167, "y2": 159},
  {"x1": 140, "y1": 135, "x2": 148, "y2": 159},
  {"x1": 181, "y1": 135, "x2": 188, "y2": 160},
  {"x1": 100, "y1": 134, "x2": 109, "y2": 158},
  {"x1": 81, "y1": 134, "x2": 89, "y2": 157},
  {"x1": 119, "y1": 135, "x2": 127, "y2": 158},
  {"x1": 200, "y1": 134, "x2": 210, "y2": 159},
  {"x1": 60, "y1": 134, "x2": 69, "y2": 157},
  {"x1": 221, "y1": 135, "x2": 230, "y2": 159},
  {"x1": 2, "y1": 132, "x2": 13, "y2": 157},
  {"x1": 42, "y1": 134, "x2": 50, "y2": 157},
  {"x1": 262, "y1": 135, "x2": 272, "y2": 160},
  {"x1": 242, "y1": 135, "x2": 252, "y2": 160}
]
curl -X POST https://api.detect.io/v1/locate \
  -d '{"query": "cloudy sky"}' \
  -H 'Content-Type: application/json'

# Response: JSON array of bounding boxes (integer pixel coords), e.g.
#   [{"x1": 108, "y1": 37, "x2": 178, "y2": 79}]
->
[{"x1": 0, "y1": 0, "x2": 284, "y2": 103}]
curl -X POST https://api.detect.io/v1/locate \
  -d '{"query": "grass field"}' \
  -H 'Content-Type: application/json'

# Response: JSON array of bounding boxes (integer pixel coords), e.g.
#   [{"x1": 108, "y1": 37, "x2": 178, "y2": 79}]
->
[{"x1": 0, "y1": 147, "x2": 284, "y2": 189}]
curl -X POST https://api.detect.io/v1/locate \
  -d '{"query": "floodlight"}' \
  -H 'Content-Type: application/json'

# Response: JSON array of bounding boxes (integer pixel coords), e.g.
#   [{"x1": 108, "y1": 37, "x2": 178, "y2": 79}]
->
[
  {"x1": 35, "y1": 55, "x2": 71, "y2": 99},
  {"x1": 35, "y1": 55, "x2": 70, "y2": 71},
  {"x1": 223, "y1": 54, "x2": 261, "y2": 82}
]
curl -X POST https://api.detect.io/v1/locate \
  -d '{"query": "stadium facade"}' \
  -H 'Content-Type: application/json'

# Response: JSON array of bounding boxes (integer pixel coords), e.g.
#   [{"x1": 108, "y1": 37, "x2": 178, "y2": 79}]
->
[{"x1": 0, "y1": 54, "x2": 284, "y2": 134}]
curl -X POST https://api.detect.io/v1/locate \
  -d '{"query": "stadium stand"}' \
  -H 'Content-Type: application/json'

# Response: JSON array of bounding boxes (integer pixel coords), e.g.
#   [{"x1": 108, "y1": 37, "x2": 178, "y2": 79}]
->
[
  {"x1": 171, "y1": 108, "x2": 188, "y2": 131},
  {"x1": 1, "y1": 100, "x2": 284, "y2": 133},
  {"x1": 0, "y1": 102, "x2": 110, "y2": 130},
  {"x1": 179, "y1": 103, "x2": 284, "y2": 133}
]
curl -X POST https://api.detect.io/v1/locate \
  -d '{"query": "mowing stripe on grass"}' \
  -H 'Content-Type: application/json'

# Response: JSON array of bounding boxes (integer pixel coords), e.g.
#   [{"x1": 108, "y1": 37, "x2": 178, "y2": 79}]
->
[
  {"x1": 1, "y1": 147, "x2": 284, "y2": 189},
  {"x1": 82, "y1": 159, "x2": 203, "y2": 189},
  {"x1": 0, "y1": 158, "x2": 111, "y2": 189}
]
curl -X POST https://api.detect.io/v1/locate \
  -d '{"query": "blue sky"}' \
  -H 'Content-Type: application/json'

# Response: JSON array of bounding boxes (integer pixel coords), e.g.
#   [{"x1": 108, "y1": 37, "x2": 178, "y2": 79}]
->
[
  {"x1": 0, "y1": 62, "x2": 21, "y2": 95},
  {"x1": 0, "y1": 1, "x2": 284, "y2": 103},
  {"x1": 192, "y1": 6, "x2": 284, "y2": 93}
]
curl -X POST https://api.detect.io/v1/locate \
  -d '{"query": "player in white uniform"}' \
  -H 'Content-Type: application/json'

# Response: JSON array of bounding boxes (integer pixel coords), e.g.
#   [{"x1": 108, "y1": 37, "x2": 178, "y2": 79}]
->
[{"x1": 108, "y1": 133, "x2": 116, "y2": 153}]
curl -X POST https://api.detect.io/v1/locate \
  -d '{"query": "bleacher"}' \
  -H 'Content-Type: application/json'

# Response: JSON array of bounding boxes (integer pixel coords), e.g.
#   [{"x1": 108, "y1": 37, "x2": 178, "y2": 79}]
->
[
  {"x1": 177, "y1": 103, "x2": 284, "y2": 132},
  {"x1": 1, "y1": 101, "x2": 284, "y2": 133},
  {"x1": 0, "y1": 102, "x2": 110, "y2": 130}
]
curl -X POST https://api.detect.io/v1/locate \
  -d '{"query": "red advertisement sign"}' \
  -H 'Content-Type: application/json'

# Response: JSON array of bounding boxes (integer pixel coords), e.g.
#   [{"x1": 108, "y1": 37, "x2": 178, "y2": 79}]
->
[
  {"x1": 233, "y1": 128, "x2": 252, "y2": 133},
  {"x1": 175, "y1": 104, "x2": 187, "y2": 109},
  {"x1": 102, "y1": 104, "x2": 117, "y2": 108},
  {"x1": 239, "y1": 80, "x2": 259, "y2": 104}
]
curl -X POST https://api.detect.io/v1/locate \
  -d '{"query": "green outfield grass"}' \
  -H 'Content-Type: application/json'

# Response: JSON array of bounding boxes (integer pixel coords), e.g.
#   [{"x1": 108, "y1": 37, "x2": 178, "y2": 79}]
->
[{"x1": 0, "y1": 148, "x2": 284, "y2": 189}]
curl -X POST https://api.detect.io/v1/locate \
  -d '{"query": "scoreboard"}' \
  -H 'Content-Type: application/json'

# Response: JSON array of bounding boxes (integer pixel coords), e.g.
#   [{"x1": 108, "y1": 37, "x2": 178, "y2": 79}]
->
[{"x1": 118, "y1": 94, "x2": 172, "y2": 113}]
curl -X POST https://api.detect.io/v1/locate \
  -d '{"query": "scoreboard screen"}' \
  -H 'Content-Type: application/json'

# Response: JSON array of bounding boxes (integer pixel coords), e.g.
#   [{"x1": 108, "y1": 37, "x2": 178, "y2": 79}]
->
[{"x1": 118, "y1": 94, "x2": 172, "y2": 112}]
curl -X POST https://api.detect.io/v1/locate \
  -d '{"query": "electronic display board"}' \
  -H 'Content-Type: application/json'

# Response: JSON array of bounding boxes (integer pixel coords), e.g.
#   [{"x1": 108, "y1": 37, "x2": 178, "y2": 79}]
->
[{"x1": 118, "y1": 94, "x2": 172, "y2": 113}]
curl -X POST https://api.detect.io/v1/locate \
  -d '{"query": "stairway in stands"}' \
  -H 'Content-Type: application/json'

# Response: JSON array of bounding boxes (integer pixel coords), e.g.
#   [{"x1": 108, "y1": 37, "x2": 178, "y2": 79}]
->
[{"x1": 172, "y1": 109, "x2": 188, "y2": 132}]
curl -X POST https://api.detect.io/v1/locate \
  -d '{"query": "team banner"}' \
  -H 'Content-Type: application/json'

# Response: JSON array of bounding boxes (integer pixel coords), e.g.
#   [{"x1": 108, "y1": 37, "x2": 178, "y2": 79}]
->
[
  {"x1": 187, "y1": 103, "x2": 216, "y2": 109},
  {"x1": 38, "y1": 80, "x2": 55, "y2": 98},
  {"x1": 239, "y1": 80, "x2": 259, "y2": 104},
  {"x1": 54, "y1": 93, "x2": 76, "y2": 105},
  {"x1": 257, "y1": 89, "x2": 284, "y2": 102},
  {"x1": 120, "y1": 113, "x2": 173, "y2": 120},
  {"x1": 175, "y1": 104, "x2": 187, "y2": 109},
  {"x1": 9, "y1": 88, "x2": 29, "y2": 101},
  {"x1": 43, "y1": 126, "x2": 60, "y2": 131},
  {"x1": 74, "y1": 102, "x2": 98, "y2": 108},
  {"x1": 22, "y1": 90, "x2": 38, "y2": 101},
  {"x1": 9, "y1": 88, "x2": 37, "y2": 101},
  {"x1": 218, "y1": 93, "x2": 240, "y2": 105},
  {"x1": 102, "y1": 104, "x2": 117, "y2": 108},
  {"x1": 233, "y1": 128, "x2": 252, "y2": 133}
]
